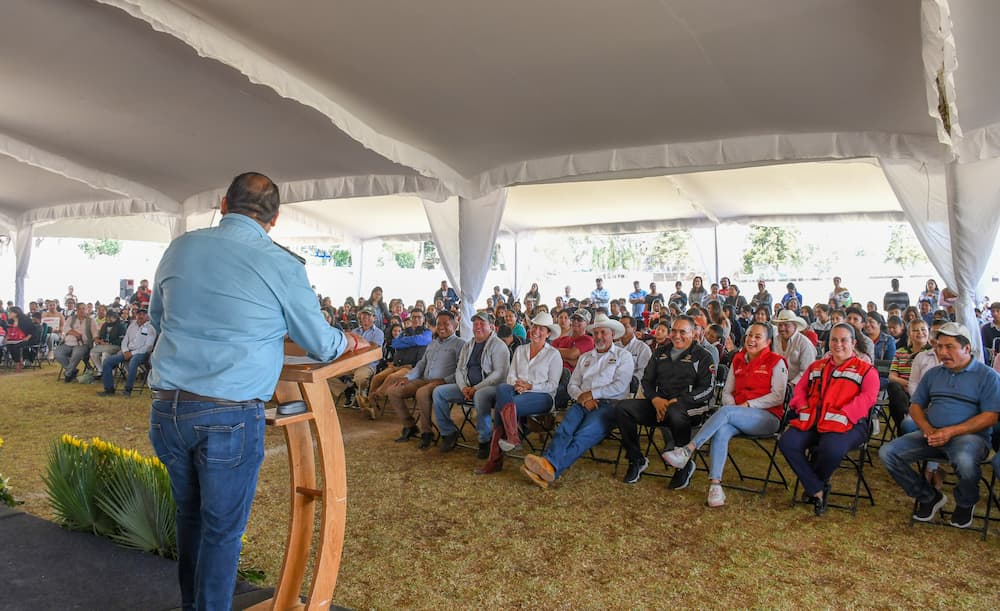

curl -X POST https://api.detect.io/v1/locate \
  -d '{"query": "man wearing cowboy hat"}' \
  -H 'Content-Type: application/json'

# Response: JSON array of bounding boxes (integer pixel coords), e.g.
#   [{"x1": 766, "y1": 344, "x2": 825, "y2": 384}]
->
[
  {"x1": 614, "y1": 315, "x2": 714, "y2": 486},
  {"x1": 879, "y1": 322, "x2": 1000, "y2": 528},
  {"x1": 522, "y1": 313, "x2": 634, "y2": 489},
  {"x1": 771, "y1": 309, "x2": 817, "y2": 385}
]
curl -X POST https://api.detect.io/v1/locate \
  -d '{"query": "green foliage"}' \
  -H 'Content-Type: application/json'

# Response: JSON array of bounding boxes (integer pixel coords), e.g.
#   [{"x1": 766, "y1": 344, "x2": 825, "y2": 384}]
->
[
  {"x1": 647, "y1": 230, "x2": 692, "y2": 272},
  {"x1": 332, "y1": 249, "x2": 352, "y2": 267},
  {"x1": 393, "y1": 251, "x2": 416, "y2": 269},
  {"x1": 421, "y1": 240, "x2": 440, "y2": 269},
  {"x1": 43, "y1": 436, "x2": 115, "y2": 535},
  {"x1": 96, "y1": 449, "x2": 176, "y2": 558},
  {"x1": 884, "y1": 224, "x2": 929, "y2": 268},
  {"x1": 741, "y1": 225, "x2": 803, "y2": 275},
  {"x1": 590, "y1": 235, "x2": 643, "y2": 273},
  {"x1": 78, "y1": 239, "x2": 122, "y2": 259},
  {"x1": 0, "y1": 438, "x2": 20, "y2": 508}
]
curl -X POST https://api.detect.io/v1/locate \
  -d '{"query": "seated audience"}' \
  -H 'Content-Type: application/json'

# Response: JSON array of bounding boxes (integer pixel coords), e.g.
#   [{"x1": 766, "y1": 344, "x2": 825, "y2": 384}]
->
[
  {"x1": 779, "y1": 323, "x2": 878, "y2": 515},
  {"x1": 389, "y1": 311, "x2": 464, "y2": 444},
  {"x1": 329, "y1": 306, "x2": 385, "y2": 407},
  {"x1": 54, "y1": 303, "x2": 99, "y2": 382},
  {"x1": 880, "y1": 323, "x2": 1000, "y2": 528},
  {"x1": 362, "y1": 309, "x2": 431, "y2": 419},
  {"x1": 433, "y1": 312, "x2": 510, "y2": 457},
  {"x1": 615, "y1": 315, "x2": 651, "y2": 394},
  {"x1": 885, "y1": 319, "x2": 932, "y2": 431},
  {"x1": 614, "y1": 315, "x2": 714, "y2": 487},
  {"x1": 97, "y1": 308, "x2": 156, "y2": 397},
  {"x1": 551, "y1": 309, "x2": 595, "y2": 408},
  {"x1": 521, "y1": 314, "x2": 633, "y2": 489},
  {"x1": 771, "y1": 310, "x2": 816, "y2": 385},
  {"x1": 2, "y1": 306, "x2": 37, "y2": 372},
  {"x1": 87, "y1": 310, "x2": 127, "y2": 378},
  {"x1": 663, "y1": 322, "x2": 789, "y2": 506},
  {"x1": 476, "y1": 312, "x2": 563, "y2": 474}
]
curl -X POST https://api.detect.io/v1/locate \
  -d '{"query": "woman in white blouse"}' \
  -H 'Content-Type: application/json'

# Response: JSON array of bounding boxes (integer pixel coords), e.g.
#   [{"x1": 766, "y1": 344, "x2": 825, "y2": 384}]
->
[{"x1": 475, "y1": 312, "x2": 563, "y2": 475}]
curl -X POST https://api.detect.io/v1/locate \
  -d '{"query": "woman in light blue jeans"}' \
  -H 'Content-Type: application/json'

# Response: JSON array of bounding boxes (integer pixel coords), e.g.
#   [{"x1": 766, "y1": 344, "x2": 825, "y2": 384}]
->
[{"x1": 662, "y1": 322, "x2": 789, "y2": 507}]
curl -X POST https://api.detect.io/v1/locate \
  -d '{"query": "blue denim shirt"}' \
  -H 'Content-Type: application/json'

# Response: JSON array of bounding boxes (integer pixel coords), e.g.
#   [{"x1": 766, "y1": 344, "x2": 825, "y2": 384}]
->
[{"x1": 149, "y1": 213, "x2": 349, "y2": 401}]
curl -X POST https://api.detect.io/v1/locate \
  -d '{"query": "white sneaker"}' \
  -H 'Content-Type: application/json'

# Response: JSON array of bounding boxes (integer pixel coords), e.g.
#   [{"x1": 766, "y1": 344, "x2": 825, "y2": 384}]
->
[
  {"x1": 662, "y1": 445, "x2": 692, "y2": 469},
  {"x1": 707, "y1": 484, "x2": 726, "y2": 507},
  {"x1": 498, "y1": 439, "x2": 521, "y2": 453}
]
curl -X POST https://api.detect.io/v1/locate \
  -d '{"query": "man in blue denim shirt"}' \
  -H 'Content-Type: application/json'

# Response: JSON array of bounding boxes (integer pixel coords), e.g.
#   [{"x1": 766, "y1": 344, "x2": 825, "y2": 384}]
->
[{"x1": 148, "y1": 172, "x2": 366, "y2": 611}]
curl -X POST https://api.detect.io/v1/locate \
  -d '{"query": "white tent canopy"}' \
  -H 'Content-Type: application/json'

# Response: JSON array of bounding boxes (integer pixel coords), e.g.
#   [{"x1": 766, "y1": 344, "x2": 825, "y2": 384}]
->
[{"x1": 3, "y1": 0, "x2": 999, "y2": 345}]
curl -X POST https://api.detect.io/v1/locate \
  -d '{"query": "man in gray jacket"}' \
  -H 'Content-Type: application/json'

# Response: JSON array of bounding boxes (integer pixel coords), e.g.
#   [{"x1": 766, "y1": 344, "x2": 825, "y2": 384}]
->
[{"x1": 433, "y1": 311, "x2": 511, "y2": 457}]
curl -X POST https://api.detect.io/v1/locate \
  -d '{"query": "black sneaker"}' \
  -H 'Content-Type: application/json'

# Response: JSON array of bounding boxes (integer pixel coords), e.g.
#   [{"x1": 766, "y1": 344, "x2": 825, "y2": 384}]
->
[
  {"x1": 96, "y1": 389, "x2": 115, "y2": 397},
  {"x1": 477, "y1": 442, "x2": 490, "y2": 460},
  {"x1": 668, "y1": 460, "x2": 695, "y2": 490},
  {"x1": 623, "y1": 456, "x2": 649, "y2": 484},
  {"x1": 950, "y1": 503, "x2": 976, "y2": 528},
  {"x1": 913, "y1": 490, "x2": 947, "y2": 522}
]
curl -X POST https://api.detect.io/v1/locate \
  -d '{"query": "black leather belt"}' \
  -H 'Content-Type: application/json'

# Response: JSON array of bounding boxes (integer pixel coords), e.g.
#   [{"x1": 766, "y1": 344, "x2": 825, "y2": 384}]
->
[{"x1": 151, "y1": 389, "x2": 261, "y2": 404}]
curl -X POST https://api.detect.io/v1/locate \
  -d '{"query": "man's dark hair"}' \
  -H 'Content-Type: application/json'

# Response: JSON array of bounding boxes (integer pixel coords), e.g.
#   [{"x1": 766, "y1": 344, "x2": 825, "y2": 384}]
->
[
  {"x1": 674, "y1": 314, "x2": 696, "y2": 330},
  {"x1": 496, "y1": 325, "x2": 513, "y2": 339},
  {"x1": 891, "y1": 278, "x2": 900, "y2": 290},
  {"x1": 436, "y1": 310, "x2": 456, "y2": 321},
  {"x1": 225, "y1": 172, "x2": 280, "y2": 223}
]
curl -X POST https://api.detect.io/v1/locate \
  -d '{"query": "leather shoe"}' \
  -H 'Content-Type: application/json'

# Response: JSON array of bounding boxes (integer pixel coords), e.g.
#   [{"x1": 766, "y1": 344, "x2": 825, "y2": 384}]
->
[
  {"x1": 439, "y1": 432, "x2": 459, "y2": 453},
  {"x1": 813, "y1": 483, "x2": 832, "y2": 516},
  {"x1": 417, "y1": 433, "x2": 435, "y2": 450},
  {"x1": 477, "y1": 442, "x2": 490, "y2": 460},
  {"x1": 524, "y1": 454, "x2": 556, "y2": 482},
  {"x1": 394, "y1": 427, "x2": 418, "y2": 443}
]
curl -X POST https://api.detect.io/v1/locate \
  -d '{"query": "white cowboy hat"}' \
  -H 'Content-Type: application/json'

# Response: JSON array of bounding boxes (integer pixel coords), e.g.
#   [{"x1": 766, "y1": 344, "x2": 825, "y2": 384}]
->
[
  {"x1": 528, "y1": 311, "x2": 562, "y2": 340},
  {"x1": 586, "y1": 312, "x2": 626, "y2": 339},
  {"x1": 773, "y1": 309, "x2": 807, "y2": 331}
]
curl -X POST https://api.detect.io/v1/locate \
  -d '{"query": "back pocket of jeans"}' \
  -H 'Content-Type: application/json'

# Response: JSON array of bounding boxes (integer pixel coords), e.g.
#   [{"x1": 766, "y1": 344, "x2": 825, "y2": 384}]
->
[{"x1": 194, "y1": 422, "x2": 246, "y2": 468}]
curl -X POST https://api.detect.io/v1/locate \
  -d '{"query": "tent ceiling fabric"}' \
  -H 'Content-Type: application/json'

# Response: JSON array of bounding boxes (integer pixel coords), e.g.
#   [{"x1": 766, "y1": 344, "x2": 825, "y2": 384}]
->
[{"x1": 0, "y1": 0, "x2": 995, "y2": 253}]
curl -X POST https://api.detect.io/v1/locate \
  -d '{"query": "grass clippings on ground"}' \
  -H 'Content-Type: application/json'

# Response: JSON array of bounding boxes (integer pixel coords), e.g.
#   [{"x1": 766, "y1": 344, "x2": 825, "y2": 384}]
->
[{"x1": 1, "y1": 364, "x2": 999, "y2": 609}]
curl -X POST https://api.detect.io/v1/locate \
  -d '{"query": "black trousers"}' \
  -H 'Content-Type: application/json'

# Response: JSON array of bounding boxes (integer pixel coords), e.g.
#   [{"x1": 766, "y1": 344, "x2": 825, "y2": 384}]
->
[
  {"x1": 886, "y1": 381, "x2": 910, "y2": 431},
  {"x1": 615, "y1": 397, "x2": 696, "y2": 462}
]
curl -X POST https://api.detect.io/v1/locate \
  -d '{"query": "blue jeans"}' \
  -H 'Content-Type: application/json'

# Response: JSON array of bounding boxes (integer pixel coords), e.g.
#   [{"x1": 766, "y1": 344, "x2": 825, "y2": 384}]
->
[
  {"x1": 149, "y1": 397, "x2": 265, "y2": 611},
  {"x1": 690, "y1": 406, "x2": 780, "y2": 481},
  {"x1": 432, "y1": 384, "x2": 498, "y2": 443},
  {"x1": 102, "y1": 351, "x2": 148, "y2": 392},
  {"x1": 544, "y1": 400, "x2": 617, "y2": 479},
  {"x1": 879, "y1": 430, "x2": 990, "y2": 507},
  {"x1": 494, "y1": 383, "x2": 554, "y2": 422},
  {"x1": 778, "y1": 422, "x2": 869, "y2": 497}
]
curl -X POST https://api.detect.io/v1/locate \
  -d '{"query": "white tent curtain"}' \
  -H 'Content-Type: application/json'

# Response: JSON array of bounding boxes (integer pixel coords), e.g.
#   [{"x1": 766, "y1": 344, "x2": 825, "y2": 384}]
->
[
  {"x1": 14, "y1": 224, "x2": 32, "y2": 309},
  {"x1": 422, "y1": 190, "x2": 508, "y2": 338},
  {"x1": 882, "y1": 157, "x2": 1000, "y2": 355},
  {"x1": 353, "y1": 238, "x2": 382, "y2": 302},
  {"x1": 946, "y1": 158, "x2": 1000, "y2": 355}
]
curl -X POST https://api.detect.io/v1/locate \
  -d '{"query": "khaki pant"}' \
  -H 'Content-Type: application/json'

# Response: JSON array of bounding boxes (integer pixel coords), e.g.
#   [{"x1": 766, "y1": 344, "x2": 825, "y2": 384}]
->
[
  {"x1": 328, "y1": 364, "x2": 376, "y2": 401},
  {"x1": 389, "y1": 378, "x2": 445, "y2": 433},
  {"x1": 90, "y1": 344, "x2": 121, "y2": 371},
  {"x1": 369, "y1": 364, "x2": 412, "y2": 399}
]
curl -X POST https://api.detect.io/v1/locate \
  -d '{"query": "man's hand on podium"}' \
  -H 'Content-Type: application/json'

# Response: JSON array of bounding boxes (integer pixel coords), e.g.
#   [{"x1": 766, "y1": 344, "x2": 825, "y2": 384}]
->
[{"x1": 348, "y1": 333, "x2": 371, "y2": 353}]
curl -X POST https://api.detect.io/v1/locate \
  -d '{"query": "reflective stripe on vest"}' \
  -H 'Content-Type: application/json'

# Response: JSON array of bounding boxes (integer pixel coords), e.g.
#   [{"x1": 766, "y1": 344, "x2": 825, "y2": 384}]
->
[
  {"x1": 822, "y1": 412, "x2": 850, "y2": 427},
  {"x1": 831, "y1": 369, "x2": 863, "y2": 385}
]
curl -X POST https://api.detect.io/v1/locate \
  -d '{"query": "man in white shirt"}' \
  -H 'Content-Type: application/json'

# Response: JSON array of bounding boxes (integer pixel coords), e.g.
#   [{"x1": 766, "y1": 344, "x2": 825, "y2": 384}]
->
[
  {"x1": 771, "y1": 310, "x2": 817, "y2": 385},
  {"x1": 97, "y1": 308, "x2": 157, "y2": 396},
  {"x1": 521, "y1": 314, "x2": 633, "y2": 488}
]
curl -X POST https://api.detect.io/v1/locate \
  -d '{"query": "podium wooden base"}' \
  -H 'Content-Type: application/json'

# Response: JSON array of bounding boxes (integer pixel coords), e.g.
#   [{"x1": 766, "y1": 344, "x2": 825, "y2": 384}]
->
[{"x1": 246, "y1": 344, "x2": 380, "y2": 611}]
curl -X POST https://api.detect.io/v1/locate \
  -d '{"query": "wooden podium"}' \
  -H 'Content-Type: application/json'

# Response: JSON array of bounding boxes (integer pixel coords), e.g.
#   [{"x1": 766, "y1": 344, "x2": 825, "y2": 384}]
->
[{"x1": 247, "y1": 343, "x2": 381, "y2": 610}]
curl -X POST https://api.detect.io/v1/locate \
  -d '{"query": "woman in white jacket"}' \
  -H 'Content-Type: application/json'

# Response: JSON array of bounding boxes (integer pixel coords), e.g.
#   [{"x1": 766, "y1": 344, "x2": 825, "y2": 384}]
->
[{"x1": 475, "y1": 312, "x2": 563, "y2": 475}]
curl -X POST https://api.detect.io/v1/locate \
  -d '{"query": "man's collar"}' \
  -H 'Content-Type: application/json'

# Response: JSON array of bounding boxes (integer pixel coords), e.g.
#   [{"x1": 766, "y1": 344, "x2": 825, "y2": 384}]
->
[{"x1": 221, "y1": 213, "x2": 269, "y2": 239}]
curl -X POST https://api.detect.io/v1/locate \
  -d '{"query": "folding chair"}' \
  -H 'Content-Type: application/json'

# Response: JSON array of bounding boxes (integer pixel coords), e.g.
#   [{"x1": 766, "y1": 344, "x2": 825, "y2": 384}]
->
[
  {"x1": 909, "y1": 455, "x2": 1000, "y2": 541},
  {"x1": 447, "y1": 400, "x2": 479, "y2": 451},
  {"x1": 790, "y1": 404, "x2": 877, "y2": 516}
]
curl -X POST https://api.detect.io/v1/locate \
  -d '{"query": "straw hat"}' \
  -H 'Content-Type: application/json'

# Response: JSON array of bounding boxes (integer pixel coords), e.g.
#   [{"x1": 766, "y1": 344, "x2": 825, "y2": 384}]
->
[
  {"x1": 586, "y1": 312, "x2": 626, "y2": 339},
  {"x1": 773, "y1": 309, "x2": 807, "y2": 331},
  {"x1": 528, "y1": 312, "x2": 562, "y2": 340}
]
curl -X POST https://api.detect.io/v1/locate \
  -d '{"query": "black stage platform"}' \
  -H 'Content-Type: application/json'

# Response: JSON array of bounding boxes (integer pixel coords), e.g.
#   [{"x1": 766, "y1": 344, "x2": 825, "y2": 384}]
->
[{"x1": 0, "y1": 504, "x2": 272, "y2": 610}]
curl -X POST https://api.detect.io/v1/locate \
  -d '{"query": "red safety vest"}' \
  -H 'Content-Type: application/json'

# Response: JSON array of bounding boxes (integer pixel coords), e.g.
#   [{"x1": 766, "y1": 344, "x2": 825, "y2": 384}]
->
[
  {"x1": 731, "y1": 347, "x2": 786, "y2": 419},
  {"x1": 790, "y1": 356, "x2": 872, "y2": 433}
]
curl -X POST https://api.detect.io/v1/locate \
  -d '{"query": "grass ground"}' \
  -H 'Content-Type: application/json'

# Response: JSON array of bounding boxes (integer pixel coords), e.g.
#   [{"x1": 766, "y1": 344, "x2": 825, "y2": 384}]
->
[{"x1": 1, "y1": 364, "x2": 999, "y2": 609}]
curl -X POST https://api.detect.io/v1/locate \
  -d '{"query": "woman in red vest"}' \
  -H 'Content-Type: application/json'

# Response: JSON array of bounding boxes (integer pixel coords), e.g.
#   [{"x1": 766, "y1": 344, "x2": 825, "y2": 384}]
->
[
  {"x1": 662, "y1": 322, "x2": 789, "y2": 507},
  {"x1": 778, "y1": 323, "x2": 878, "y2": 515}
]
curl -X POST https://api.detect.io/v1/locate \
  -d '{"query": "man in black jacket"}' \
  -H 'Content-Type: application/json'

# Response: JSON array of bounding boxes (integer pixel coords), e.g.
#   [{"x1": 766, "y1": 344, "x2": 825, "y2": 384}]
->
[{"x1": 615, "y1": 315, "x2": 714, "y2": 488}]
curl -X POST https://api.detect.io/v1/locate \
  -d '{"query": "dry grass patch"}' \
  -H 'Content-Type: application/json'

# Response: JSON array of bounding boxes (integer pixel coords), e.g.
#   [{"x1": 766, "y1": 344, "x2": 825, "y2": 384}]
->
[{"x1": 2, "y1": 365, "x2": 999, "y2": 608}]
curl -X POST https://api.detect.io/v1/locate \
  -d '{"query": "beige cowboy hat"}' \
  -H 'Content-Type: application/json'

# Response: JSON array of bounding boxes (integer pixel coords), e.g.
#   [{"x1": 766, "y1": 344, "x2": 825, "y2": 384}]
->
[
  {"x1": 528, "y1": 311, "x2": 562, "y2": 340},
  {"x1": 773, "y1": 309, "x2": 807, "y2": 331},
  {"x1": 586, "y1": 312, "x2": 626, "y2": 339}
]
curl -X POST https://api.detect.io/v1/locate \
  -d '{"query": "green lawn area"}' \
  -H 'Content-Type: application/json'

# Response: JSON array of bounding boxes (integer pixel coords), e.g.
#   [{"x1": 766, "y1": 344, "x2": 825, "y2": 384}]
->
[{"x1": 1, "y1": 364, "x2": 998, "y2": 608}]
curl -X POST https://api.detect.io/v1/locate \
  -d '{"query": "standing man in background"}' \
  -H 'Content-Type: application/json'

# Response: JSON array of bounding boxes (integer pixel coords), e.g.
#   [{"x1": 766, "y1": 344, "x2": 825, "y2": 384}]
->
[{"x1": 148, "y1": 172, "x2": 368, "y2": 610}]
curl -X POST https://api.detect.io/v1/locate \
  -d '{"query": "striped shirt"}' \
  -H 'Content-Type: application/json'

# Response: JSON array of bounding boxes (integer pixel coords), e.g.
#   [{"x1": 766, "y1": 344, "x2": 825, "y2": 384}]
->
[{"x1": 889, "y1": 343, "x2": 931, "y2": 381}]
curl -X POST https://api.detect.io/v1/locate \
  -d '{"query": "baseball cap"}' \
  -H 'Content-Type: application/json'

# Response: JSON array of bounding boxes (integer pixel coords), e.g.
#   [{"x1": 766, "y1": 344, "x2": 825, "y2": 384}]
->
[
  {"x1": 570, "y1": 309, "x2": 592, "y2": 323},
  {"x1": 471, "y1": 311, "x2": 492, "y2": 324},
  {"x1": 935, "y1": 322, "x2": 971, "y2": 343},
  {"x1": 358, "y1": 305, "x2": 376, "y2": 315}
]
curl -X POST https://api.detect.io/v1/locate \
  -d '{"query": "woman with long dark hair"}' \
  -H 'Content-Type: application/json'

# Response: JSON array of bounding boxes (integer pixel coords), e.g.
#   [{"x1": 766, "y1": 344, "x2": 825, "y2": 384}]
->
[{"x1": 3, "y1": 306, "x2": 38, "y2": 372}]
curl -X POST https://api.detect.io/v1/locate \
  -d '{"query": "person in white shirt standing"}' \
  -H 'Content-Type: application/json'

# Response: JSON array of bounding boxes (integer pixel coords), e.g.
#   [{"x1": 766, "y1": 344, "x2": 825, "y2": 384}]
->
[{"x1": 97, "y1": 308, "x2": 156, "y2": 397}]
